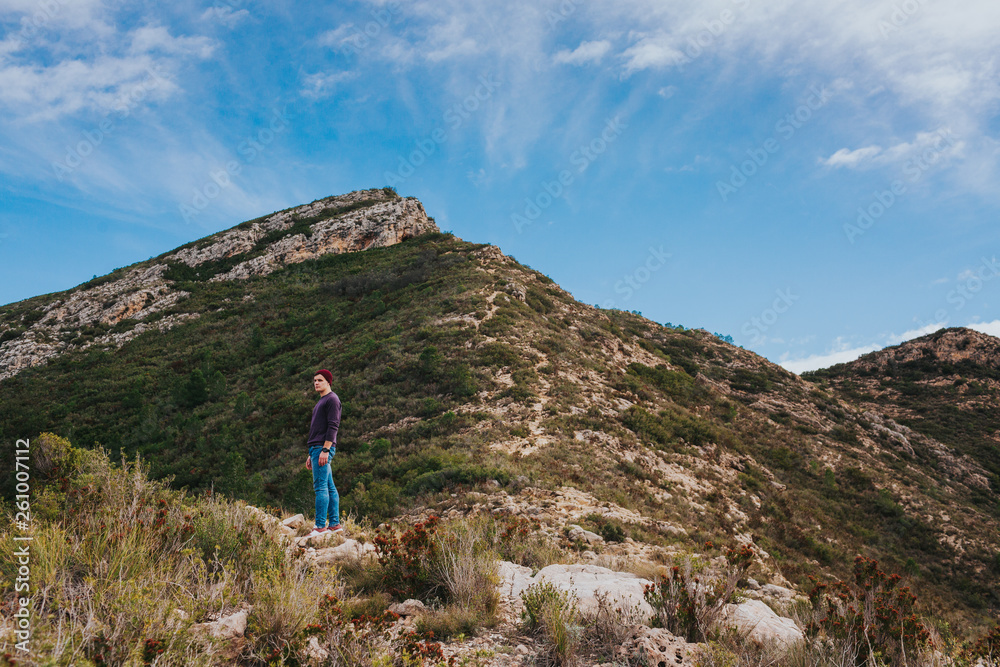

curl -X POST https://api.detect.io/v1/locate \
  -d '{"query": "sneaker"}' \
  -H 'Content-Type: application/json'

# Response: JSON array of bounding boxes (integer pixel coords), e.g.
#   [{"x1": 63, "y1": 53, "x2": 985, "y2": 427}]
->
[
  {"x1": 328, "y1": 524, "x2": 344, "y2": 533},
  {"x1": 305, "y1": 527, "x2": 328, "y2": 538}
]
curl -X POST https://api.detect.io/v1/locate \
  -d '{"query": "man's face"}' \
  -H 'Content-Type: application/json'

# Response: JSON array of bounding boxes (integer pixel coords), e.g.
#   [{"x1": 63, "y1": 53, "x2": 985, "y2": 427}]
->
[{"x1": 314, "y1": 375, "x2": 329, "y2": 392}]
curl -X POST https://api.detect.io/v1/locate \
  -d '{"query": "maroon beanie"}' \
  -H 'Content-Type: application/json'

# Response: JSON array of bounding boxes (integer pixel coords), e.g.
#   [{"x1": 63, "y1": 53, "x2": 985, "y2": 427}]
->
[{"x1": 316, "y1": 369, "x2": 333, "y2": 386}]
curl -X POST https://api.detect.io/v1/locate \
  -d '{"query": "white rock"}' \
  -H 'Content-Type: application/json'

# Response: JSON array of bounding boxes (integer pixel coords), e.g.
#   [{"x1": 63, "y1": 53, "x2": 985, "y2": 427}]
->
[
  {"x1": 617, "y1": 626, "x2": 696, "y2": 667},
  {"x1": 305, "y1": 636, "x2": 330, "y2": 665},
  {"x1": 282, "y1": 514, "x2": 306, "y2": 529},
  {"x1": 760, "y1": 583, "x2": 795, "y2": 599},
  {"x1": 308, "y1": 538, "x2": 376, "y2": 565},
  {"x1": 531, "y1": 564, "x2": 654, "y2": 619},
  {"x1": 721, "y1": 599, "x2": 803, "y2": 648},
  {"x1": 388, "y1": 599, "x2": 426, "y2": 616},
  {"x1": 191, "y1": 609, "x2": 247, "y2": 640},
  {"x1": 567, "y1": 525, "x2": 604, "y2": 545}
]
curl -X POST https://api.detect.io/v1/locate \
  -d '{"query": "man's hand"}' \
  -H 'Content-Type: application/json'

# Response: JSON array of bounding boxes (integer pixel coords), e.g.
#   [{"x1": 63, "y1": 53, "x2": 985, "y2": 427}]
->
[
  {"x1": 305, "y1": 455, "x2": 312, "y2": 471},
  {"x1": 318, "y1": 450, "x2": 329, "y2": 467}
]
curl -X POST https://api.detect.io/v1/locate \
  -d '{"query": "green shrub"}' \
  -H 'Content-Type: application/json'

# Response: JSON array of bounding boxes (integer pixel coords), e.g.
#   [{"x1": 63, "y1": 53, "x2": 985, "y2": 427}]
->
[{"x1": 521, "y1": 582, "x2": 581, "y2": 666}]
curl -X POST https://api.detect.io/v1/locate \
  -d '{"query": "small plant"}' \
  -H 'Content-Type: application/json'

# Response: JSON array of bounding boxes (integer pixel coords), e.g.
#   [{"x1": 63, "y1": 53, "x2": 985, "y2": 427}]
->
[
  {"x1": 962, "y1": 624, "x2": 1000, "y2": 665},
  {"x1": 804, "y1": 556, "x2": 933, "y2": 667},
  {"x1": 373, "y1": 515, "x2": 441, "y2": 600},
  {"x1": 644, "y1": 544, "x2": 755, "y2": 642},
  {"x1": 521, "y1": 582, "x2": 582, "y2": 666}
]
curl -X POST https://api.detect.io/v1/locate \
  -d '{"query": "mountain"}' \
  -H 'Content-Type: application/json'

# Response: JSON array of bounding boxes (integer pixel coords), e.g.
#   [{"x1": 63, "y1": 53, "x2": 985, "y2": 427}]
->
[
  {"x1": 1, "y1": 191, "x2": 997, "y2": 630},
  {"x1": 805, "y1": 327, "x2": 1000, "y2": 511}
]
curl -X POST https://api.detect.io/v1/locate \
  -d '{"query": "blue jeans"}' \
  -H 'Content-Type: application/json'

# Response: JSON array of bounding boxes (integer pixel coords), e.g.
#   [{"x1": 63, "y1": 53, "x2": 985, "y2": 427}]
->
[{"x1": 309, "y1": 445, "x2": 339, "y2": 528}]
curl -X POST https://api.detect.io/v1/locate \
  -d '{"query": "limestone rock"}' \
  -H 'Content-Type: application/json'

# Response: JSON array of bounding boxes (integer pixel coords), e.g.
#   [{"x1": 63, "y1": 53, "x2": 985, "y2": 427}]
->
[
  {"x1": 567, "y1": 524, "x2": 604, "y2": 545},
  {"x1": 388, "y1": 599, "x2": 426, "y2": 617},
  {"x1": 617, "y1": 626, "x2": 696, "y2": 667},
  {"x1": 720, "y1": 599, "x2": 803, "y2": 648},
  {"x1": 307, "y1": 538, "x2": 376, "y2": 564},
  {"x1": 504, "y1": 563, "x2": 653, "y2": 620},
  {"x1": 282, "y1": 514, "x2": 306, "y2": 529},
  {"x1": 191, "y1": 609, "x2": 248, "y2": 660},
  {"x1": 294, "y1": 530, "x2": 346, "y2": 549},
  {"x1": 305, "y1": 636, "x2": 330, "y2": 666}
]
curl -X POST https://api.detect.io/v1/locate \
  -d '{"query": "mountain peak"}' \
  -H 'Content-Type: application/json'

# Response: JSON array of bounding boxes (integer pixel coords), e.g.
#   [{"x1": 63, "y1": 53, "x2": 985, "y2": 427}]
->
[
  {"x1": 0, "y1": 188, "x2": 437, "y2": 380},
  {"x1": 838, "y1": 327, "x2": 1000, "y2": 373}
]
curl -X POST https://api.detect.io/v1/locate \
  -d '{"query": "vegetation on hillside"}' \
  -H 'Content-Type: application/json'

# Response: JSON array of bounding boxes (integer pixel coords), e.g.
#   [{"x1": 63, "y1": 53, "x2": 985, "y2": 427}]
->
[{"x1": 1, "y1": 211, "x2": 998, "y2": 638}]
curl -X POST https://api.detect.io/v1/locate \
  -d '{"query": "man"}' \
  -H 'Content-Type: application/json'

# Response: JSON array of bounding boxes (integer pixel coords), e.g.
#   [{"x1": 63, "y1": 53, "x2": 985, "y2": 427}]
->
[{"x1": 305, "y1": 369, "x2": 342, "y2": 537}]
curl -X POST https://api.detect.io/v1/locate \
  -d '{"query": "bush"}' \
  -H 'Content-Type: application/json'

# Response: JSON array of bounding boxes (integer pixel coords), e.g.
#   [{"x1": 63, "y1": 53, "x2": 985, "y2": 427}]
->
[
  {"x1": 963, "y1": 624, "x2": 1000, "y2": 665},
  {"x1": 644, "y1": 544, "x2": 755, "y2": 642},
  {"x1": 521, "y1": 582, "x2": 582, "y2": 666},
  {"x1": 804, "y1": 556, "x2": 933, "y2": 667},
  {"x1": 372, "y1": 515, "x2": 440, "y2": 601}
]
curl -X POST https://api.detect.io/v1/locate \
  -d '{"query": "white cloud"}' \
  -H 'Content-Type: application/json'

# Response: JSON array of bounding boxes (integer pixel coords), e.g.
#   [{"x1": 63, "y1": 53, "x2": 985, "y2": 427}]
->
[
  {"x1": 822, "y1": 145, "x2": 883, "y2": 168},
  {"x1": 968, "y1": 320, "x2": 1000, "y2": 338},
  {"x1": 200, "y1": 6, "x2": 250, "y2": 28},
  {"x1": 553, "y1": 40, "x2": 611, "y2": 66},
  {"x1": 129, "y1": 25, "x2": 215, "y2": 58},
  {"x1": 0, "y1": 20, "x2": 215, "y2": 121},
  {"x1": 780, "y1": 321, "x2": 949, "y2": 374},
  {"x1": 820, "y1": 129, "x2": 965, "y2": 171},
  {"x1": 780, "y1": 343, "x2": 881, "y2": 375},
  {"x1": 620, "y1": 35, "x2": 685, "y2": 75},
  {"x1": 300, "y1": 70, "x2": 355, "y2": 99}
]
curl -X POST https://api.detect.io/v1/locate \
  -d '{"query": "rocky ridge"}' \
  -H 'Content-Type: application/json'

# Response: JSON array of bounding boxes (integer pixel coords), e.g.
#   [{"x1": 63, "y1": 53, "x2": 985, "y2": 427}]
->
[{"x1": 0, "y1": 190, "x2": 436, "y2": 380}]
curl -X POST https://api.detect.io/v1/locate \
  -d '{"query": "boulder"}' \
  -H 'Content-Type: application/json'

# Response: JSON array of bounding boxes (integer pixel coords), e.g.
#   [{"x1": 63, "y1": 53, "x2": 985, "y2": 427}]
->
[
  {"x1": 191, "y1": 609, "x2": 248, "y2": 661},
  {"x1": 512, "y1": 563, "x2": 653, "y2": 620},
  {"x1": 617, "y1": 626, "x2": 696, "y2": 667},
  {"x1": 721, "y1": 599, "x2": 803, "y2": 648},
  {"x1": 307, "y1": 538, "x2": 376, "y2": 565},
  {"x1": 567, "y1": 525, "x2": 604, "y2": 545},
  {"x1": 294, "y1": 530, "x2": 346, "y2": 549},
  {"x1": 282, "y1": 514, "x2": 306, "y2": 529},
  {"x1": 304, "y1": 636, "x2": 330, "y2": 666},
  {"x1": 388, "y1": 599, "x2": 426, "y2": 617}
]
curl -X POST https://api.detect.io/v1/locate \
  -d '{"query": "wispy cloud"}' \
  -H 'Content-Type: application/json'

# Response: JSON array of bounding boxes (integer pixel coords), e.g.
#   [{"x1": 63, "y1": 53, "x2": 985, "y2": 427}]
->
[
  {"x1": 821, "y1": 145, "x2": 883, "y2": 168},
  {"x1": 553, "y1": 40, "x2": 611, "y2": 66}
]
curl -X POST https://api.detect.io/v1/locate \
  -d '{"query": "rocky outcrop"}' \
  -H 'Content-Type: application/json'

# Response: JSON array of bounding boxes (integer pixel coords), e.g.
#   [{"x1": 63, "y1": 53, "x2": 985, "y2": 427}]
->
[
  {"x1": 501, "y1": 562, "x2": 654, "y2": 620},
  {"x1": 210, "y1": 197, "x2": 434, "y2": 281},
  {"x1": 720, "y1": 599, "x2": 803, "y2": 648},
  {"x1": 0, "y1": 190, "x2": 438, "y2": 382}
]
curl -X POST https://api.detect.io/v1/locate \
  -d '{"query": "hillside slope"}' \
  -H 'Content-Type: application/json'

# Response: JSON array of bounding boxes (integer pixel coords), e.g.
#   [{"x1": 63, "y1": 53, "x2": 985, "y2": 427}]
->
[
  {"x1": 806, "y1": 327, "x2": 1000, "y2": 498},
  {"x1": 1, "y1": 192, "x2": 997, "y2": 629}
]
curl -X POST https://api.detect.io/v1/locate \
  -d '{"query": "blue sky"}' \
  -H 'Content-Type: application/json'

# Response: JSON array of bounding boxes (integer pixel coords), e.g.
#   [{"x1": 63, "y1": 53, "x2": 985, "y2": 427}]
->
[{"x1": 1, "y1": 0, "x2": 999, "y2": 372}]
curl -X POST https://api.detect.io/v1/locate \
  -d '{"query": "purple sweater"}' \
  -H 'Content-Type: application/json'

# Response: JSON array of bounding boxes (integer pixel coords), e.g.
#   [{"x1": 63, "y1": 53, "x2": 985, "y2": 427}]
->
[{"x1": 307, "y1": 392, "x2": 341, "y2": 448}]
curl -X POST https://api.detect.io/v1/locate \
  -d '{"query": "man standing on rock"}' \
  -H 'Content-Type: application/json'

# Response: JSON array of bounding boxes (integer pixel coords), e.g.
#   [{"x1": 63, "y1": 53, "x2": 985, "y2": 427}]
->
[{"x1": 305, "y1": 369, "x2": 343, "y2": 538}]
